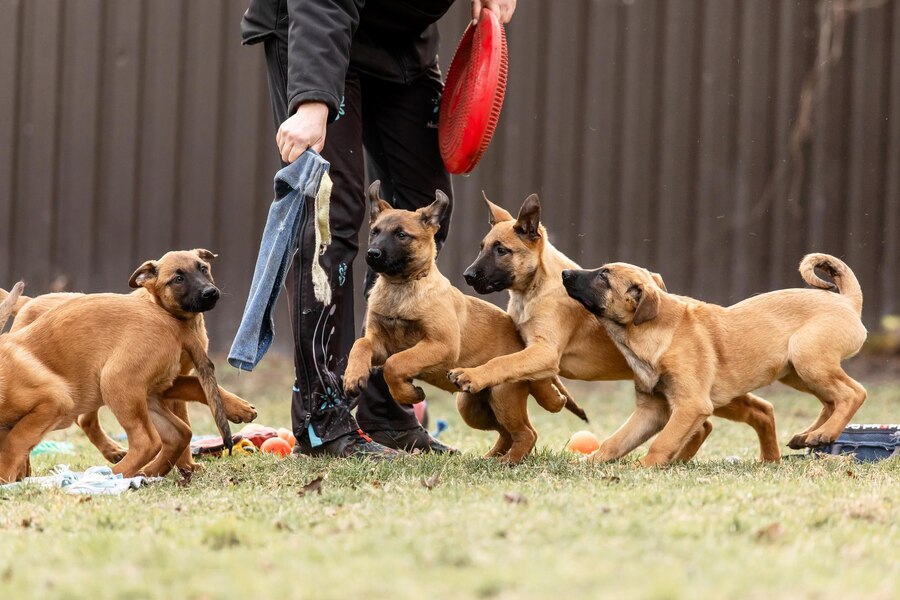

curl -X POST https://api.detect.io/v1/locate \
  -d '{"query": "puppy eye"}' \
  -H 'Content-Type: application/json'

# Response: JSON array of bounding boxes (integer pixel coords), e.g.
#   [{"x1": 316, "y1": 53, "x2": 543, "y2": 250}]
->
[
  {"x1": 628, "y1": 284, "x2": 642, "y2": 299},
  {"x1": 396, "y1": 231, "x2": 408, "y2": 239},
  {"x1": 200, "y1": 266, "x2": 209, "y2": 274},
  {"x1": 371, "y1": 228, "x2": 381, "y2": 236},
  {"x1": 174, "y1": 275, "x2": 185, "y2": 284},
  {"x1": 495, "y1": 246, "x2": 509, "y2": 256},
  {"x1": 598, "y1": 269, "x2": 609, "y2": 281}
]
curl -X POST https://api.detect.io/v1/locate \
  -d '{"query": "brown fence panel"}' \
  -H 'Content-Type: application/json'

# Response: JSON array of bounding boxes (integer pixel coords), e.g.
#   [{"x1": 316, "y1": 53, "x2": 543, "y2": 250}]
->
[{"x1": 0, "y1": 0, "x2": 897, "y2": 352}]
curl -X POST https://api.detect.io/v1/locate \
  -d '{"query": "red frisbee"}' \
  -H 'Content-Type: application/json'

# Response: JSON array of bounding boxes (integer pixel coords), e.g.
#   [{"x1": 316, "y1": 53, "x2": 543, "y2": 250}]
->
[{"x1": 439, "y1": 8, "x2": 508, "y2": 174}]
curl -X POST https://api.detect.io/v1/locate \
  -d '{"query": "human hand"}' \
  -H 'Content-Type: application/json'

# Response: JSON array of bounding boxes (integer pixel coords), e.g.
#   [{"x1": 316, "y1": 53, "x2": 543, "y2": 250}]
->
[
  {"x1": 276, "y1": 101, "x2": 328, "y2": 163},
  {"x1": 471, "y1": 0, "x2": 516, "y2": 25}
]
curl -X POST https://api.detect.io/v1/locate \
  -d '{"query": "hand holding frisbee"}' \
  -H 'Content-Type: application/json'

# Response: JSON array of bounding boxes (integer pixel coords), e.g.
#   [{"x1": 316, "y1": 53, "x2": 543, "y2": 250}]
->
[{"x1": 439, "y1": 7, "x2": 509, "y2": 174}]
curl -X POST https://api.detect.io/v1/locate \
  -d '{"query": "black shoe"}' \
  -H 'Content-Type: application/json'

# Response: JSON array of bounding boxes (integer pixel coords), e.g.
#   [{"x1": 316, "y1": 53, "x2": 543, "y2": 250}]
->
[
  {"x1": 368, "y1": 425, "x2": 457, "y2": 454},
  {"x1": 293, "y1": 429, "x2": 403, "y2": 459}
]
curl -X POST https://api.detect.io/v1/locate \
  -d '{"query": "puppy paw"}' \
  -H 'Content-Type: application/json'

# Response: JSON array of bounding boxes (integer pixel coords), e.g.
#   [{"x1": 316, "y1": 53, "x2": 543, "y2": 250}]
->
[
  {"x1": 226, "y1": 400, "x2": 258, "y2": 424},
  {"x1": 447, "y1": 368, "x2": 487, "y2": 393},
  {"x1": 803, "y1": 431, "x2": 835, "y2": 448},
  {"x1": 103, "y1": 447, "x2": 128, "y2": 464},
  {"x1": 393, "y1": 383, "x2": 426, "y2": 405},
  {"x1": 343, "y1": 371, "x2": 370, "y2": 398},
  {"x1": 786, "y1": 433, "x2": 809, "y2": 449}
]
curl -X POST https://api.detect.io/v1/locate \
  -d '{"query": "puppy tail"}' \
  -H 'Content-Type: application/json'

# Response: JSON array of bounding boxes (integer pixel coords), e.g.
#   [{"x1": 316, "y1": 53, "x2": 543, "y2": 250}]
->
[
  {"x1": 552, "y1": 376, "x2": 589, "y2": 423},
  {"x1": 0, "y1": 282, "x2": 25, "y2": 331},
  {"x1": 799, "y1": 253, "x2": 863, "y2": 317},
  {"x1": 183, "y1": 334, "x2": 233, "y2": 452},
  {"x1": 0, "y1": 285, "x2": 31, "y2": 317}
]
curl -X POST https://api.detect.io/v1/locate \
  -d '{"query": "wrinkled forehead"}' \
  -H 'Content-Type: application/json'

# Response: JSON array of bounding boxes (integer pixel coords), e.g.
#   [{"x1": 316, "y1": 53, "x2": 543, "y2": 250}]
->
[
  {"x1": 372, "y1": 210, "x2": 417, "y2": 232},
  {"x1": 482, "y1": 221, "x2": 519, "y2": 244},
  {"x1": 603, "y1": 262, "x2": 653, "y2": 285},
  {"x1": 157, "y1": 251, "x2": 208, "y2": 275}
]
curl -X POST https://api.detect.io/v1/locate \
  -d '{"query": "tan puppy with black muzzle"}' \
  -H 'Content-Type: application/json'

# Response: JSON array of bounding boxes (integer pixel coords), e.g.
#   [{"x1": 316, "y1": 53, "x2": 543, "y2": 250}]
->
[
  {"x1": 1, "y1": 250, "x2": 257, "y2": 472},
  {"x1": 343, "y1": 182, "x2": 587, "y2": 463},
  {"x1": 452, "y1": 194, "x2": 779, "y2": 462},
  {"x1": 561, "y1": 254, "x2": 867, "y2": 466},
  {"x1": 0, "y1": 252, "x2": 234, "y2": 482}
]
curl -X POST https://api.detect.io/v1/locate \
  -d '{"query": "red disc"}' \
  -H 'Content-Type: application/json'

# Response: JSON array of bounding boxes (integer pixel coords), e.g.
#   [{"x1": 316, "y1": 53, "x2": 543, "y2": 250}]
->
[{"x1": 439, "y1": 8, "x2": 508, "y2": 174}]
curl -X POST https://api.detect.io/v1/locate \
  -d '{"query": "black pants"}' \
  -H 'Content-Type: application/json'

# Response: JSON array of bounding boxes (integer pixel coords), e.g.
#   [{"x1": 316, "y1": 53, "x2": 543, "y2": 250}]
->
[{"x1": 263, "y1": 39, "x2": 453, "y2": 448}]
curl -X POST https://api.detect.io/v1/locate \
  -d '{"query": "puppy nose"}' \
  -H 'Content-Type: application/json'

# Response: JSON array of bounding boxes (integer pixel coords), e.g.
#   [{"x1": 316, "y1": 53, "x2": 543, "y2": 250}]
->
[
  {"x1": 367, "y1": 248, "x2": 382, "y2": 261},
  {"x1": 561, "y1": 270, "x2": 574, "y2": 282},
  {"x1": 202, "y1": 287, "x2": 219, "y2": 300},
  {"x1": 463, "y1": 269, "x2": 480, "y2": 284}
]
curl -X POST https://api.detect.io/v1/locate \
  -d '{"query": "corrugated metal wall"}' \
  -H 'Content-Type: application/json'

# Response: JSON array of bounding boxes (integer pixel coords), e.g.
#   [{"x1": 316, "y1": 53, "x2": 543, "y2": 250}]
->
[{"x1": 1, "y1": 0, "x2": 898, "y2": 352}]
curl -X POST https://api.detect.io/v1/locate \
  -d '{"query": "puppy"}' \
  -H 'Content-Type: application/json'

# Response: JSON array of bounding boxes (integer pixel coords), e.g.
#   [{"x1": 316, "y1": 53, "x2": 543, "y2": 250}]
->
[
  {"x1": 0, "y1": 255, "x2": 233, "y2": 481},
  {"x1": 343, "y1": 182, "x2": 587, "y2": 463},
  {"x1": 1, "y1": 250, "x2": 257, "y2": 470},
  {"x1": 450, "y1": 194, "x2": 778, "y2": 462},
  {"x1": 562, "y1": 254, "x2": 867, "y2": 466}
]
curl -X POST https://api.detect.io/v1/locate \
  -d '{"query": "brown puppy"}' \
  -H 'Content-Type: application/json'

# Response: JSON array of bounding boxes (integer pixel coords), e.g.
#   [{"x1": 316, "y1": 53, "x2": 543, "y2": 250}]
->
[
  {"x1": 561, "y1": 254, "x2": 867, "y2": 466},
  {"x1": 2, "y1": 251, "x2": 257, "y2": 470},
  {"x1": 0, "y1": 255, "x2": 233, "y2": 482},
  {"x1": 343, "y1": 182, "x2": 587, "y2": 463},
  {"x1": 450, "y1": 194, "x2": 779, "y2": 462}
]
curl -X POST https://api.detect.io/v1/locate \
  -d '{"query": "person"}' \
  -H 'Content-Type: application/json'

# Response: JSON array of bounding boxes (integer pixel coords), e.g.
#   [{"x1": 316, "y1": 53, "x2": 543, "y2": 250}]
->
[{"x1": 240, "y1": 0, "x2": 518, "y2": 458}]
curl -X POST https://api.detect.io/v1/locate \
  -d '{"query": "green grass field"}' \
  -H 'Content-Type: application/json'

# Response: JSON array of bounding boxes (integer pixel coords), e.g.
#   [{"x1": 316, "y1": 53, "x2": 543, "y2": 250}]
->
[{"x1": 1, "y1": 355, "x2": 898, "y2": 600}]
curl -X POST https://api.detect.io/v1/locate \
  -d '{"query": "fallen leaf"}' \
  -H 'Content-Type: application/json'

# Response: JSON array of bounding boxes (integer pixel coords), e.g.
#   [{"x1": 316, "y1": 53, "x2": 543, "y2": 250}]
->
[
  {"x1": 78, "y1": 496, "x2": 92, "y2": 504},
  {"x1": 176, "y1": 470, "x2": 194, "y2": 487},
  {"x1": 298, "y1": 475, "x2": 324, "y2": 497},
  {"x1": 755, "y1": 522, "x2": 783, "y2": 542},
  {"x1": 503, "y1": 492, "x2": 527, "y2": 504},
  {"x1": 601, "y1": 475, "x2": 621, "y2": 484},
  {"x1": 20, "y1": 518, "x2": 32, "y2": 528},
  {"x1": 422, "y1": 473, "x2": 441, "y2": 490},
  {"x1": 845, "y1": 469, "x2": 858, "y2": 479},
  {"x1": 229, "y1": 477, "x2": 241, "y2": 486},
  {"x1": 371, "y1": 480, "x2": 383, "y2": 489}
]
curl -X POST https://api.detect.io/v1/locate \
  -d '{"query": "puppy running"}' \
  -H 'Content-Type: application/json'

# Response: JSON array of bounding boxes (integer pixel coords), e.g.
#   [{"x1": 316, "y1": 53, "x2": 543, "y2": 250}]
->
[
  {"x1": 343, "y1": 182, "x2": 586, "y2": 463},
  {"x1": 562, "y1": 254, "x2": 867, "y2": 466},
  {"x1": 0, "y1": 253, "x2": 233, "y2": 482},
  {"x1": 451, "y1": 194, "x2": 778, "y2": 462},
  {"x1": 1, "y1": 250, "x2": 257, "y2": 471}
]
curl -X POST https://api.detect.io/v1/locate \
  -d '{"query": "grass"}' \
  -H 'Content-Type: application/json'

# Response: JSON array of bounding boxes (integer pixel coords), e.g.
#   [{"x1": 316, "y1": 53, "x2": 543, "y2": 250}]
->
[{"x1": 1, "y1": 355, "x2": 898, "y2": 600}]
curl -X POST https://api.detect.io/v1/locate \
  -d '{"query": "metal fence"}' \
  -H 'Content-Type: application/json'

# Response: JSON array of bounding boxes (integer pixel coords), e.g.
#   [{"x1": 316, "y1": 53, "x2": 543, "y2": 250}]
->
[{"x1": 1, "y1": 0, "x2": 898, "y2": 352}]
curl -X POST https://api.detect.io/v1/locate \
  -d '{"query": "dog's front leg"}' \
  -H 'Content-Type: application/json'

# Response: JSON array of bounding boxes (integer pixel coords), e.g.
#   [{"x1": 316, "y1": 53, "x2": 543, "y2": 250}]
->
[
  {"x1": 344, "y1": 337, "x2": 378, "y2": 398},
  {"x1": 448, "y1": 343, "x2": 561, "y2": 393},
  {"x1": 383, "y1": 340, "x2": 454, "y2": 404},
  {"x1": 640, "y1": 395, "x2": 713, "y2": 467},
  {"x1": 592, "y1": 391, "x2": 669, "y2": 463}
]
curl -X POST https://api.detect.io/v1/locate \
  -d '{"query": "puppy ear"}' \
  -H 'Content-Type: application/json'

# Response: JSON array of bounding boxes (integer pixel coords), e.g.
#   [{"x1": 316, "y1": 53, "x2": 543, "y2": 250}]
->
[
  {"x1": 483, "y1": 192, "x2": 514, "y2": 226},
  {"x1": 650, "y1": 272, "x2": 667, "y2": 292},
  {"x1": 367, "y1": 180, "x2": 392, "y2": 223},
  {"x1": 129, "y1": 260, "x2": 159, "y2": 289},
  {"x1": 418, "y1": 189, "x2": 450, "y2": 230},
  {"x1": 194, "y1": 249, "x2": 218, "y2": 262},
  {"x1": 513, "y1": 194, "x2": 542, "y2": 241},
  {"x1": 632, "y1": 285, "x2": 660, "y2": 326}
]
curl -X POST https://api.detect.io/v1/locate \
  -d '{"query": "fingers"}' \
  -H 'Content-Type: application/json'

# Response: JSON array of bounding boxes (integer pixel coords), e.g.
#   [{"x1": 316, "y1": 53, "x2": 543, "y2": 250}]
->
[{"x1": 475, "y1": 0, "x2": 515, "y2": 24}]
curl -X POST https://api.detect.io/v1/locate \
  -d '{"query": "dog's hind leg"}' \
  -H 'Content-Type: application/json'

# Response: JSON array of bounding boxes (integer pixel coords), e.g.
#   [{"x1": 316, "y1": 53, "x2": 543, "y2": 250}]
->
[
  {"x1": 142, "y1": 398, "x2": 193, "y2": 477},
  {"x1": 490, "y1": 383, "x2": 537, "y2": 464},
  {"x1": 592, "y1": 391, "x2": 669, "y2": 463},
  {"x1": 167, "y1": 400, "x2": 201, "y2": 473},
  {"x1": 792, "y1": 366, "x2": 866, "y2": 448},
  {"x1": 713, "y1": 393, "x2": 781, "y2": 462},
  {"x1": 77, "y1": 410, "x2": 128, "y2": 463},
  {"x1": 779, "y1": 371, "x2": 833, "y2": 448},
  {"x1": 457, "y1": 391, "x2": 513, "y2": 457},
  {"x1": 0, "y1": 400, "x2": 67, "y2": 482}
]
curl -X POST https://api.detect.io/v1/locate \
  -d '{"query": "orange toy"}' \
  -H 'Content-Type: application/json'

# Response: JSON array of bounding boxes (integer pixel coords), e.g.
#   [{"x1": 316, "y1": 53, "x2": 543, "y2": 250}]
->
[
  {"x1": 260, "y1": 437, "x2": 292, "y2": 457},
  {"x1": 277, "y1": 427, "x2": 297, "y2": 448},
  {"x1": 565, "y1": 430, "x2": 600, "y2": 454}
]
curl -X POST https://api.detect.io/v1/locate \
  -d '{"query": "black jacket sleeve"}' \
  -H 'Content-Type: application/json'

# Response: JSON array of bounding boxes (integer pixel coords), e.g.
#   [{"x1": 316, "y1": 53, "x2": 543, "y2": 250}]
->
[{"x1": 286, "y1": 0, "x2": 366, "y2": 122}]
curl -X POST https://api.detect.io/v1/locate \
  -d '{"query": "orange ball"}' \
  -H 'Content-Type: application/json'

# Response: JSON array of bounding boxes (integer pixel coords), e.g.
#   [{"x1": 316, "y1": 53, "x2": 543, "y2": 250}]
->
[
  {"x1": 277, "y1": 427, "x2": 297, "y2": 448},
  {"x1": 565, "y1": 430, "x2": 600, "y2": 454},
  {"x1": 260, "y1": 437, "x2": 292, "y2": 457}
]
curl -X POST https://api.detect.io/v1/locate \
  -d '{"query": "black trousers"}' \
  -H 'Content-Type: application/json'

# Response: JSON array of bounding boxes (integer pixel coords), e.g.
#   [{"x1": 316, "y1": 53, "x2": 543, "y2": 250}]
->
[{"x1": 263, "y1": 39, "x2": 453, "y2": 447}]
